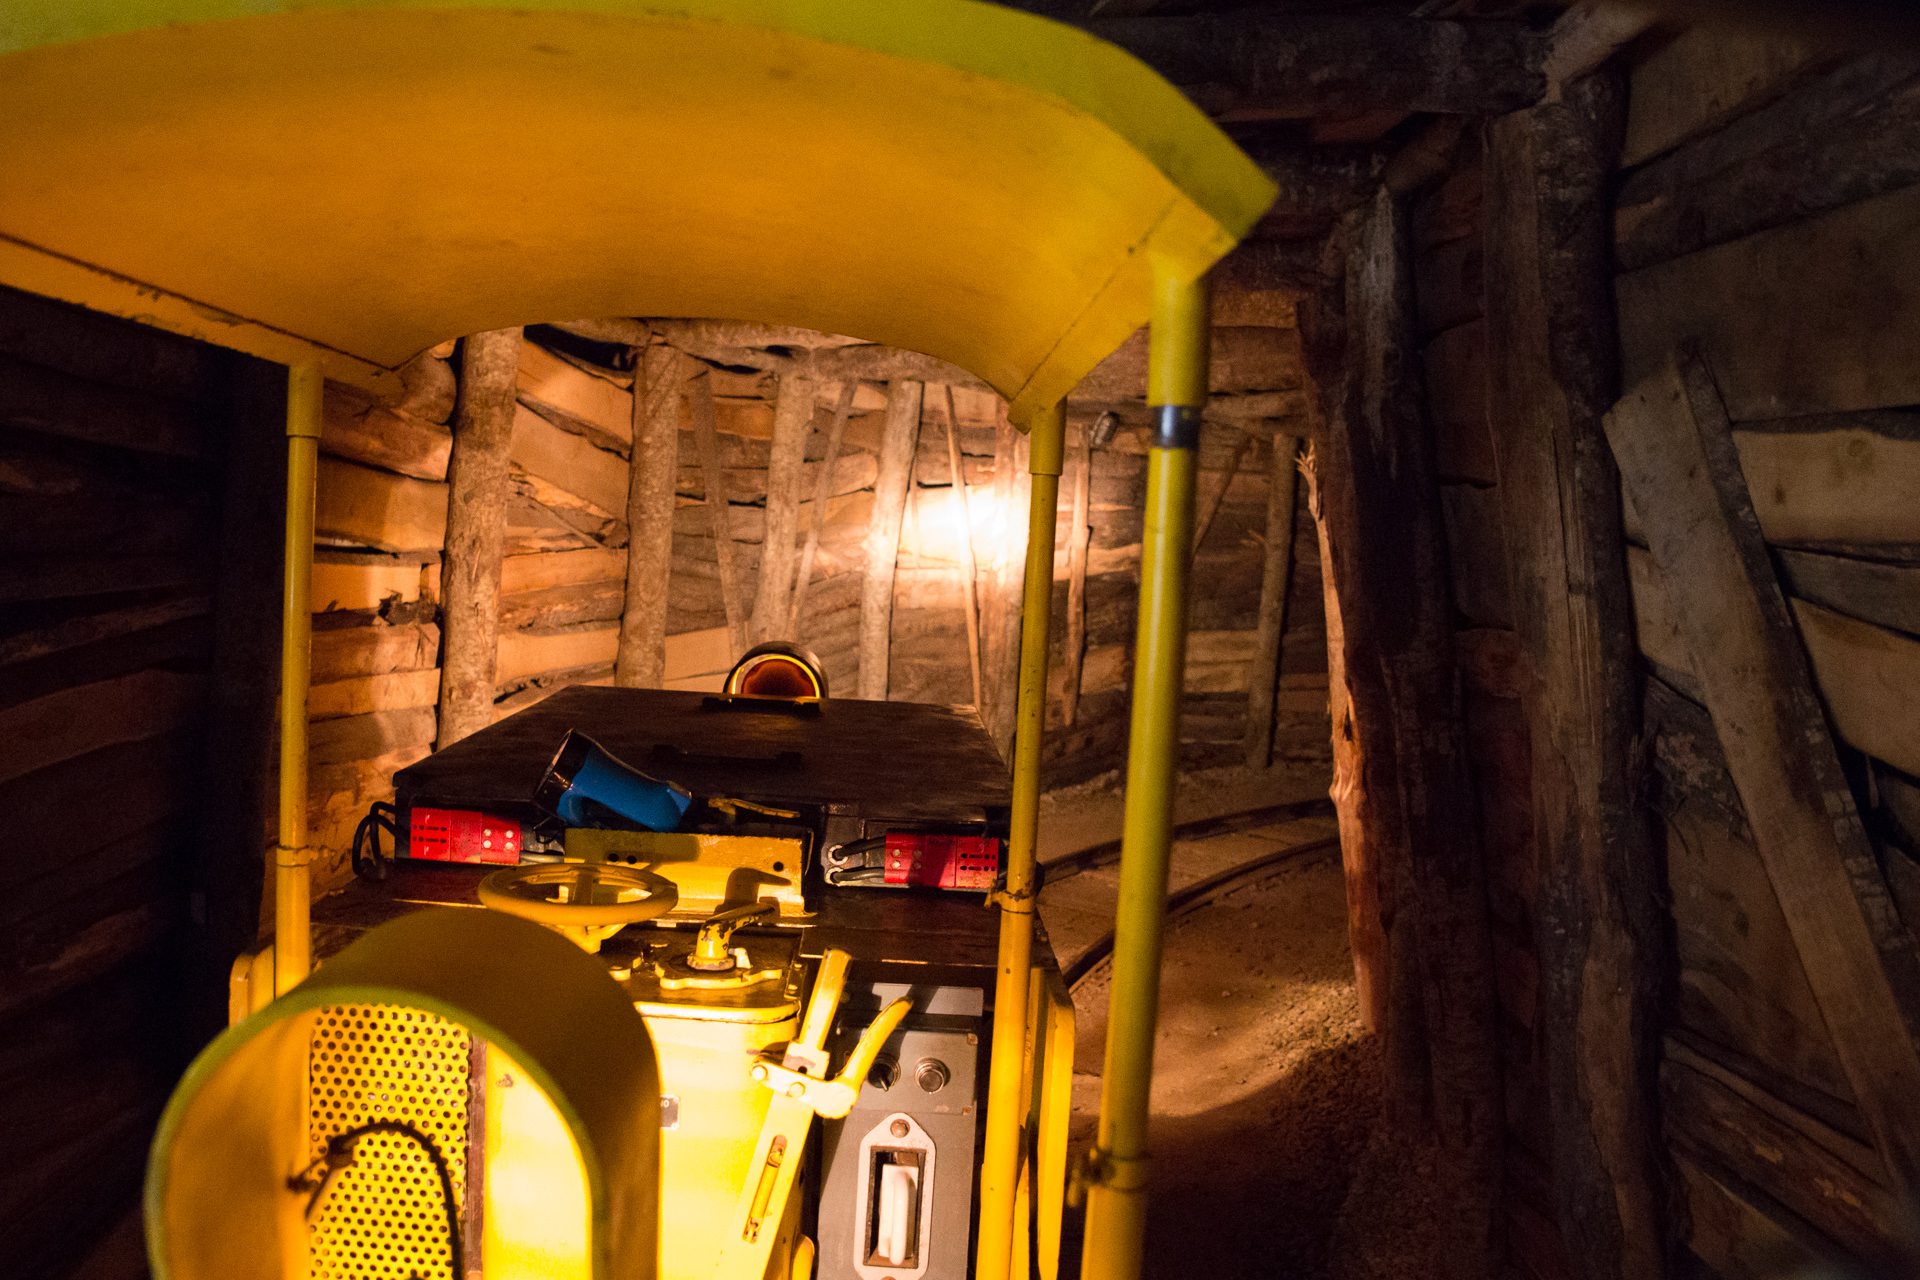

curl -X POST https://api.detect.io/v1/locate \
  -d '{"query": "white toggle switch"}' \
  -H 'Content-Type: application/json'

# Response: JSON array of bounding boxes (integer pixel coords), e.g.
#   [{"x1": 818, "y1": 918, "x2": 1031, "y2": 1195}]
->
[{"x1": 875, "y1": 1163, "x2": 919, "y2": 1264}]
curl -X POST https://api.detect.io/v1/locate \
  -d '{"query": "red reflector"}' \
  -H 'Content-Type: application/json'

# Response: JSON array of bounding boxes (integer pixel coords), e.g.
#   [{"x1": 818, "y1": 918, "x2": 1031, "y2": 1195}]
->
[
  {"x1": 409, "y1": 807, "x2": 521, "y2": 865},
  {"x1": 882, "y1": 834, "x2": 1000, "y2": 890}
]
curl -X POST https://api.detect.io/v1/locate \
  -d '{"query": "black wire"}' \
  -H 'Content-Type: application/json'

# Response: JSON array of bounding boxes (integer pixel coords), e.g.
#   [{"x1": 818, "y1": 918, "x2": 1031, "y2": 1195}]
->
[
  {"x1": 299, "y1": 1118, "x2": 463, "y2": 1278},
  {"x1": 351, "y1": 801, "x2": 398, "y2": 880}
]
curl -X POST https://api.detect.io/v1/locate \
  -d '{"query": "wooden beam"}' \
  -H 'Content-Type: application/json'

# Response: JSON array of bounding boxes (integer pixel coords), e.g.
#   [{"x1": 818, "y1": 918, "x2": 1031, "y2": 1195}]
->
[
  {"x1": 1239, "y1": 139, "x2": 1390, "y2": 220},
  {"x1": 752, "y1": 374, "x2": 813, "y2": 645},
  {"x1": 383, "y1": 349, "x2": 457, "y2": 425},
  {"x1": 1191, "y1": 429, "x2": 1252, "y2": 553},
  {"x1": 1080, "y1": 13, "x2": 1545, "y2": 119},
  {"x1": 548, "y1": 317, "x2": 652, "y2": 347},
  {"x1": 1072, "y1": 326, "x2": 1303, "y2": 403},
  {"x1": 804, "y1": 346, "x2": 986, "y2": 392},
  {"x1": 1483, "y1": 71, "x2": 1669, "y2": 1280},
  {"x1": 1244, "y1": 433, "x2": 1299, "y2": 768},
  {"x1": 1664, "y1": 1051, "x2": 1903, "y2": 1268},
  {"x1": 647, "y1": 319, "x2": 991, "y2": 392},
  {"x1": 436, "y1": 327, "x2": 521, "y2": 749},
  {"x1": 1615, "y1": 51, "x2": 1920, "y2": 272},
  {"x1": 1059, "y1": 421, "x2": 1090, "y2": 727},
  {"x1": 1214, "y1": 238, "x2": 1331, "y2": 299},
  {"x1": 315, "y1": 456, "x2": 448, "y2": 553},
  {"x1": 1776, "y1": 547, "x2": 1920, "y2": 638},
  {"x1": 791, "y1": 380, "x2": 857, "y2": 638},
  {"x1": 857, "y1": 379, "x2": 922, "y2": 700},
  {"x1": 322, "y1": 379, "x2": 452, "y2": 481},
  {"x1": 689, "y1": 370, "x2": 749, "y2": 662},
  {"x1": 1616, "y1": 181, "x2": 1920, "y2": 422},
  {"x1": 1332, "y1": 188, "x2": 1502, "y2": 1272},
  {"x1": 943, "y1": 384, "x2": 985, "y2": 710},
  {"x1": 618, "y1": 345, "x2": 688, "y2": 687},
  {"x1": 1542, "y1": 2, "x2": 1657, "y2": 96},
  {"x1": 1606, "y1": 349, "x2": 1920, "y2": 1193}
]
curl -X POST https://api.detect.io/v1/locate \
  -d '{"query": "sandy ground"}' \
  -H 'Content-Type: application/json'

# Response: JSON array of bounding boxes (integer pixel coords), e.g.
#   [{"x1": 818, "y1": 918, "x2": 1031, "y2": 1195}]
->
[{"x1": 1047, "y1": 837, "x2": 1451, "y2": 1280}]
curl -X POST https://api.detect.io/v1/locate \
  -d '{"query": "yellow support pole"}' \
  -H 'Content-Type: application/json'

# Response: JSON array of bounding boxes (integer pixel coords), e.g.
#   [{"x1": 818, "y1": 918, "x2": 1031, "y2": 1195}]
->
[
  {"x1": 975, "y1": 399, "x2": 1065, "y2": 1280},
  {"x1": 274, "y1": 362, "x2": 322, "y2": 996},
  {"x1": 1081, "y1": 264, "x2": 1207, "y2": 1280}
]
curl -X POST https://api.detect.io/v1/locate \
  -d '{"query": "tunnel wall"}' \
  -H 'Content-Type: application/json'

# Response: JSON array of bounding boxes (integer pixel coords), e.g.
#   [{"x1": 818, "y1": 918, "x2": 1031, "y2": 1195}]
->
[
  {"x1": 1408, "y1": 28, "x2": 1920, "y2": 1280},
  {"x1": 0, "y1": 287, "x2": 266, "y2": 1280}
]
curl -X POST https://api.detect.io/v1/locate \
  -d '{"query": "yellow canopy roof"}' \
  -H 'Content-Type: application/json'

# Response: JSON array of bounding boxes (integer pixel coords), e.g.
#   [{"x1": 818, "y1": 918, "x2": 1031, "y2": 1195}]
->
[{"x1": 0, "y1": 2, "x2": 1273, "y2": 423}]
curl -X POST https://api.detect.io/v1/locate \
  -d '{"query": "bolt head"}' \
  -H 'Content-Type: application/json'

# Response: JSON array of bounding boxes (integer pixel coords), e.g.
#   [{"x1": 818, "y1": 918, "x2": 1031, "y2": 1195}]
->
[
  {"x1": 889, "y1": 1119, "x2": 910, "y2": 1139},
  {"x1": 787, "y1": 1082, "x2": 806, "y2": 1098}
]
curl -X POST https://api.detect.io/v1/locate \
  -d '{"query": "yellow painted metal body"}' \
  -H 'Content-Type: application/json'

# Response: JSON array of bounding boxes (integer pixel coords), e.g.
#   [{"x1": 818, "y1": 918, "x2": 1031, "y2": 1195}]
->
[
  {"x1": 566, "y1": 830, "x2": 810, "y2": 922},
  {"x1": 1028, "y1": 967, "x2": 1078, "y2": 1280},
  {"x1": 976, "y1": 401, "x2": 1065, "y2": 1280},
  {"x1": 486, "y1": 1044, "x2": 593, "y2": 1280},
  {"x1": 0, "y1": 2, "x2": 1273, "y2": 424},
  {"x1": 1082, "y1": 268, "x2": 1210, "y2": 1280},
  {"x1": 633, "y1": 929, "x2": 805, "y2": 1280},
  {"x1": 148, "y1": 908, "x2": 662, "y2": 1280}
]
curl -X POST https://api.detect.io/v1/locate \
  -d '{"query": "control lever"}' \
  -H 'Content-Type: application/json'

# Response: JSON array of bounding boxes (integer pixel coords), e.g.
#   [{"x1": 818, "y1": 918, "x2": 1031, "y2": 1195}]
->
[
  {"x1": 688, "y1": 900, "x2": 779, "y2": 971},
  {"x1": 749, "y1": 986, "x2": 911, "y2": 1120},
  {"x1": 714, "y1": 949, "x2": 912, "y2": 1280}
]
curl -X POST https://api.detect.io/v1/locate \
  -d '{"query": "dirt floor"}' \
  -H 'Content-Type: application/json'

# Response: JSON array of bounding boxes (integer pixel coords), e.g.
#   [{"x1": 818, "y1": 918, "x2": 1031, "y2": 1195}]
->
[{"x1": 1045, "y1": 822, "x2": 1452, "y2": 1280}]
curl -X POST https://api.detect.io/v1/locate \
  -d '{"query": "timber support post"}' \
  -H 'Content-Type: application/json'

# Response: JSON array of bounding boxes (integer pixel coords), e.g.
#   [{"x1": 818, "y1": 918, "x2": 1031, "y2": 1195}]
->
[
  {"x1": 1484, "y1": 69, "x2": 1667, "y2": 1279},
  {"x1": 943, "y1": 384, "x2": 986, "y2": 709},
  {"x1": 858, "y1": 379, "x2": 922, "y2": 700},
  {"x1": 437, "y1": 328, "x2": 522, "y2": 747},
  {"x1": 690, "y1": 369, "x2": 749, "y2": 661},
  {"x1": 1333, "y1": 187, "x2": 1502, "y2": 1276},
  {"x1": 1245, "y1": 431, "x2": 1300, "y2": 767},
  {"x1": 619, "y1": 341, "x2": 684, "y2": 687},
  {"x1": 792, "y1": 380, "x2": 858, "y2": 638},
  {"x1": 753, "y1": 373, "x2": 813, "y2": 644}
]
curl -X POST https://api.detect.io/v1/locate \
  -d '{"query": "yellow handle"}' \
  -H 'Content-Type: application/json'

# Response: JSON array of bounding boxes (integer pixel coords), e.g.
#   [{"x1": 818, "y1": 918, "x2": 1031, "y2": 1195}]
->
[
  {"x1": 692, "y1": 900, "x2": 778, "y2": 967},
  {"x1": 748, "y1": 988, "x2": 914, "y2": 1120},
  {"x1": 835, "y1": 998, "x2": 913, "y2": 1096},
  {"x1": 797, "y1": 949, "x2": 851, "y2": 1051}
]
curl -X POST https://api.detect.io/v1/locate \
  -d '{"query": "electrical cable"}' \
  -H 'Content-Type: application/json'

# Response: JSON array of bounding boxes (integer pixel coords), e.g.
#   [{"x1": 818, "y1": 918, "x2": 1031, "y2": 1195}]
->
[
  {"x1": 351, "y1": 801, "x2": 398, "y2": 880},
  {"x1": 290, "y1": 1118, "x2": 463, "y2": 1277}
]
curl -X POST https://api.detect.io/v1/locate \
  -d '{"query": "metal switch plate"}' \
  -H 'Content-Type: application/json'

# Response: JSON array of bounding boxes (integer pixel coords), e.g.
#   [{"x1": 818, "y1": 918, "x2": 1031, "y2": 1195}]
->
[{"x1": 818, "y1": 986, "x2": 983, "y2": 1280}]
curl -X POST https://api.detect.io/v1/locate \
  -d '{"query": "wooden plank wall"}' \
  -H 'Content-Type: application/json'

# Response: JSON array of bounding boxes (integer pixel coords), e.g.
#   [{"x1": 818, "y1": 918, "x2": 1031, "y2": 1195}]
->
[
  {"x1": 623, "y1": 314, "x2": 1328, "y2": 791},
  {"x1": 1413, "y1": 132, "x2": 1579, "y2": 1280},
  {"x1": 1041, "y1": 403, "x2": 1331, "y2": 788},
  {"x1": 298, "y1": 311, "x2": 1337, "y2": 893},
  {"x1": 306, "y1": 347, "x2": 456, "y2": 894},
  {"x1": 1607, "y1": 34, "x2": 1920, "y2": 1278},
  {"x1": 0, "y1": 287, "x2": 235, "y2": 1280}
]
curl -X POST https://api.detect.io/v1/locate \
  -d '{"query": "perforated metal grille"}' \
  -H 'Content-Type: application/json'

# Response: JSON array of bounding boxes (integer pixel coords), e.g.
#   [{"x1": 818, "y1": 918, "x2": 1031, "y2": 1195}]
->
[{"x1": 308, "y1": 1004, "x2": 471, "y2": 1280}]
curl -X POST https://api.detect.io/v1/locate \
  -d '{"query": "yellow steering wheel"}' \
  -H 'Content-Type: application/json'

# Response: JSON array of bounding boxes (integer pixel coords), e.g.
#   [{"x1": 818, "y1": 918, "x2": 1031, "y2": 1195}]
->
[{"x1": 478, "y1": 863, "x2": 679, "y2": 951}]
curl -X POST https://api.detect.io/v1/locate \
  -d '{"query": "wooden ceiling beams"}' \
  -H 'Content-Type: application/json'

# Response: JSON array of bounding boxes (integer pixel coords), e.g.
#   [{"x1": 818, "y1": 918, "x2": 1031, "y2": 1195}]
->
[{"x1": 1080, "y1": 13, "x2": 1547, "y2": 120}]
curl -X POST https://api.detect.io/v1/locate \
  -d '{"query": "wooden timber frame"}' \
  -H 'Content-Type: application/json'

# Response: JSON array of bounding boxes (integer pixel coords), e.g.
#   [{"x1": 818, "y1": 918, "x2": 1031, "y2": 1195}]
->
[{"x1": 1284, "y1": 19, "x2": 1920, "y2": 1280}]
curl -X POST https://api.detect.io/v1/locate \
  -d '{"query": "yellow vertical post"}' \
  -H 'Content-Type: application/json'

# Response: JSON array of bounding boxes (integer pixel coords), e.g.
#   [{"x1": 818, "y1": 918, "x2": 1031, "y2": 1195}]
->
[
  {"x1": 976, "y1": 399, "x2": 1065, "y2": 1280},
  {"x1": 274, "y1": 362, "x2": 322, "y2": 996},
  {"x1": 1081, "y1": 264, "x2": 1207, "y2": 1280}
]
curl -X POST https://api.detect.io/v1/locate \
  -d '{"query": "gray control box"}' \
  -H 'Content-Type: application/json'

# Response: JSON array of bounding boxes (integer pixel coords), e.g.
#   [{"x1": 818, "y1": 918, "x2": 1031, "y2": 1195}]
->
[{"x1": 818, "y1": 985, "x2": 984, "y2": 1280}]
